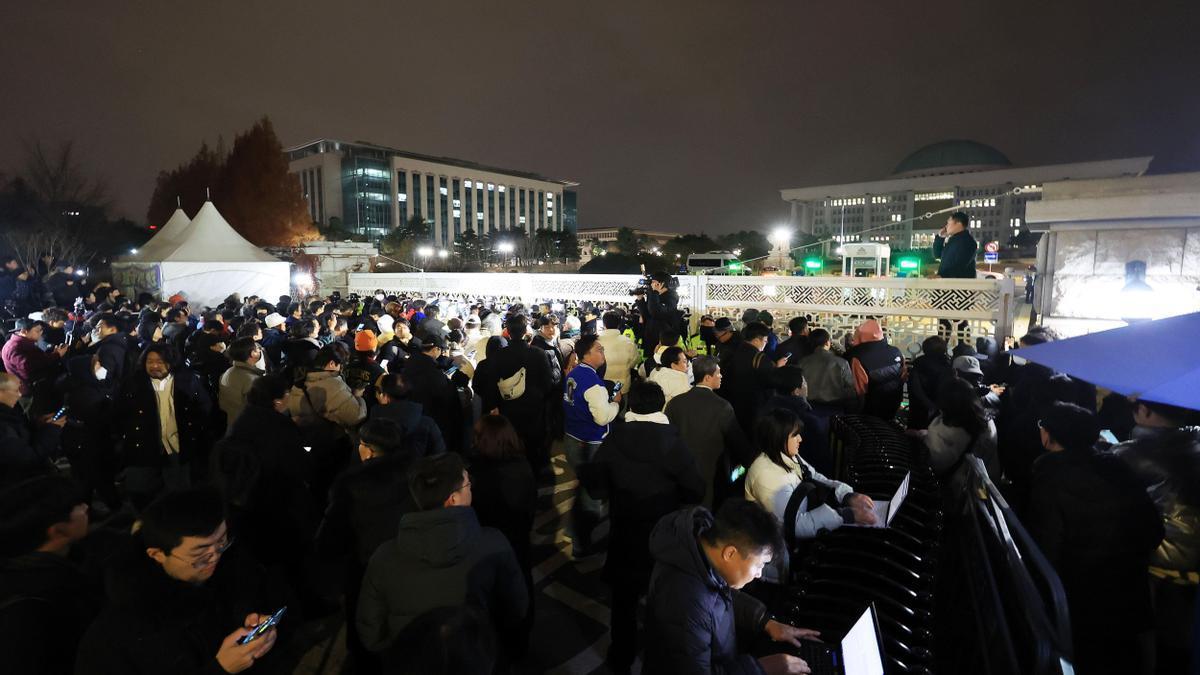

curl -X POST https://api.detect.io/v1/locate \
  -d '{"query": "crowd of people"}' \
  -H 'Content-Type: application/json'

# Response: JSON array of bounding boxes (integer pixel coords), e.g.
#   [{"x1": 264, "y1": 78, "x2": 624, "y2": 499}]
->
[{"x1": 0, "y1": 254, "x2": 1197, "y2": 675}]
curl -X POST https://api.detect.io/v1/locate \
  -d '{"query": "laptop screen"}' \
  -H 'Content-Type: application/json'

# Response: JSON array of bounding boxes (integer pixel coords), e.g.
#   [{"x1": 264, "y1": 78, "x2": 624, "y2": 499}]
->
[
  {"x1": 885, "y1": 472, "x2": 912, "y2": 526},
  {"x1": 841, "y1": 605, "x2": 885, "y2": 675}
]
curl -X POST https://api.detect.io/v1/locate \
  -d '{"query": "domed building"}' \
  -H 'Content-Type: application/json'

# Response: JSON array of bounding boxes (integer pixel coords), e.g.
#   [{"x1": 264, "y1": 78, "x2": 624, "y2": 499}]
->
[{"x1": 780, "y1": 140, "x2": 1150, "y2": 253}]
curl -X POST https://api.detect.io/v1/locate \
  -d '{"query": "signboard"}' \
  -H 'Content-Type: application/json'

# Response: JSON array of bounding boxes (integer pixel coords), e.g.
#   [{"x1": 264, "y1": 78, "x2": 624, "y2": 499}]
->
[
  {"x1": 984, "y1": 241, "x2": 1000, "y2": 253},
  {"x1": 984, "y1": 252, "x2": 999, "y2": 263}
]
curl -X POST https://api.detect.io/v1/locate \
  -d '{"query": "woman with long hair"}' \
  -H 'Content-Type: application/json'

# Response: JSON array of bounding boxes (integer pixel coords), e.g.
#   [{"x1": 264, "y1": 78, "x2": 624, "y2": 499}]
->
[
  {"x1": 925, "y1": 377, "x2": 999, "y2": 477},
  {"x1": 744, "y1": 408, "x2": 876, "y2": 545}
]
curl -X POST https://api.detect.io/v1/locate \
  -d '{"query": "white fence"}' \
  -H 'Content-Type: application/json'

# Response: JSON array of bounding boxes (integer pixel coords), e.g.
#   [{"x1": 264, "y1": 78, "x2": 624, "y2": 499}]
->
[{"x1": 349, "y1": 272, "x2": 1016, "y2": 355}]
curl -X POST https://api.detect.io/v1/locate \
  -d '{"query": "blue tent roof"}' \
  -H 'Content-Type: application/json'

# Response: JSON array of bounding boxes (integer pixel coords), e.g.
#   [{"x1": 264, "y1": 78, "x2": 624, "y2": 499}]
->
[{"x1": 1012, "y1": 312, "x2": 1200, "y2": 410}]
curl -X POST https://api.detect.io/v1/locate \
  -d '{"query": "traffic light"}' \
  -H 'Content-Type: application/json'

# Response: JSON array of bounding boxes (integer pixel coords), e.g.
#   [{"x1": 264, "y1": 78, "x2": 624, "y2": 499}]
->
[
  {"x1": 727, "y1": 261, "x2": 743, "y2": 273},
  {"x1": 803, "y1": 257, "x2": 823, "y2": 271}
]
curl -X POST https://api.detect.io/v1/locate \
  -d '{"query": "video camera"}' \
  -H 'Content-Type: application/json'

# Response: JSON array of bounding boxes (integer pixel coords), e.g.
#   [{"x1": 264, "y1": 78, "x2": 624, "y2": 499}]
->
[{"x1": 629, "y1": 272, "x2": 678, "y2": 296}]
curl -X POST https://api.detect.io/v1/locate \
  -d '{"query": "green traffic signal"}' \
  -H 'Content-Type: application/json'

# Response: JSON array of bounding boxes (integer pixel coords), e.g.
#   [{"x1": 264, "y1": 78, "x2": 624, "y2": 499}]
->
[
  {"x1": 803, "y1": 258, "x2": 822, "y2": 270},
  {"x1": 898, "y1": 258, "x2": 920, "y2": 270}
]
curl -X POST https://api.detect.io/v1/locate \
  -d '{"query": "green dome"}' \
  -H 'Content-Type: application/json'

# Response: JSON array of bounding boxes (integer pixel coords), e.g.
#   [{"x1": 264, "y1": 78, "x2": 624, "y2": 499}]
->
[{"x1": 892, "y1": 140, "x2": 1011, "y2": 176}]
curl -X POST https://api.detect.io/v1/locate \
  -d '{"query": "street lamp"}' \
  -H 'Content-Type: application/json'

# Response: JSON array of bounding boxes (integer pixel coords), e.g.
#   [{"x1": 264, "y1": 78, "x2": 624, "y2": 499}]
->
[
  {"x1": 771, "y1": 227, "x2": 792, "y2": 247},
  {"x1": 437, "y1": 249, "x2": 449, "y2": 259},
  {"x1": 416, "y1": 246, "x2": 434, "y2": 258},
  {"x1": 497, "y1": 242, "x2": 515, "y2": 254}
]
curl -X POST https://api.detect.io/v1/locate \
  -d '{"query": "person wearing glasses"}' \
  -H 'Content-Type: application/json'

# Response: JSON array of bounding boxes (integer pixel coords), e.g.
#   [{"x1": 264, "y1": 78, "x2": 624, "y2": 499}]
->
[
  {"x1": 356, "y1": 453, "x2": 528, "y2": 663},
  {"x1": 76, "y1": 487, "x2": 290, "y2": 675}
]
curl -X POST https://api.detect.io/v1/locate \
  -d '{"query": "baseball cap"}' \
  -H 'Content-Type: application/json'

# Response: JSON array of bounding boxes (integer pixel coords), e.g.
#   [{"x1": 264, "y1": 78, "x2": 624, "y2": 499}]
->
[
  {"x1": 952, "y1": 355, "x2": 983, "y2": 376},
  {"x1": 422, "y1": 333, "x2": 448, "y2": 351},
  {"x1": 714, "y1": 317, "x2": 734, "y2": 332}
]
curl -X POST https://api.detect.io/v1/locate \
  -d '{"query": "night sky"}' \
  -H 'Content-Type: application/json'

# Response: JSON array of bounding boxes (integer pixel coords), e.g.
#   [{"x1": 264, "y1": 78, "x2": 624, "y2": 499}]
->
[{"x1": 2, "y1": 1, "x2": 1197, "y2": 235}]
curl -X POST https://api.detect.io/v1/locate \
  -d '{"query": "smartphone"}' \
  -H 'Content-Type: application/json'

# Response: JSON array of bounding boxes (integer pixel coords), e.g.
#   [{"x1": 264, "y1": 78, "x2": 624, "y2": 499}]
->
[
  {"x1": 729, "y1": 465, "x2": 747, "y2": 482},
  {"x1": 238, "y1": 606, "x2": 287, "y2": 645},
  {"x1": 303, "y1": 446, "x2": 312, "y2": 453},
  {"x1": 1099, "y1": 430, "x2": 1119, "y2": 445},
  {"x1": 445, "y1": 365, "x2": 460, "y2": 377},
  {"x1": 51, "y1": 406, "x2": 68, "y2": 421},
  {"x1": 612, "y1": 381, "x2": 623, "y2": 394}
]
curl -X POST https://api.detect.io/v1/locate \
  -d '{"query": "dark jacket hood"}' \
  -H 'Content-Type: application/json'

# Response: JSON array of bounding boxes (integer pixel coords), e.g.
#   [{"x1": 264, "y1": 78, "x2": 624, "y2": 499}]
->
[
  {"x1": 649, "y1": 506, "x2": 723, "y2": 591},
  {"x1": 395, "y1": 506, "x2": 481, "y2": 568},
  {"x1": 374, "y1": 400, "x2": 423, "y2": 433}
]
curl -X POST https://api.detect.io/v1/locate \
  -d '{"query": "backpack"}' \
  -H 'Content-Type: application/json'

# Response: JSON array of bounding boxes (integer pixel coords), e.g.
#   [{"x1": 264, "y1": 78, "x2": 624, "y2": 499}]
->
[{"x1": 498, "y1": 367, "x2": 527, "y2": 401}]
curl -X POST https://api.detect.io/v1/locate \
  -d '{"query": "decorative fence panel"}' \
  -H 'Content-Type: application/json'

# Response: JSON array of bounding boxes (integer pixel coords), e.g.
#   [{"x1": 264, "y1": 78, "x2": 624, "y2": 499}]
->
[{"x1": 349, "y1": 272, "x2": 1015, "y2": 356}]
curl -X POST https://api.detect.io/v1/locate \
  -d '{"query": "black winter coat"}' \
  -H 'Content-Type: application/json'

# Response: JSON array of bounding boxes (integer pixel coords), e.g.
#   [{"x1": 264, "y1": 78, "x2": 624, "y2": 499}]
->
[
  {"x1": 933, "y1": 230, "x2": 978, "y2": 278},
  {"x1": 401, "y1": 352, "x2": 463, "y2": 452},
  {"x1": 907, "y1": 354, "x2": 954, "y2": 430},
  {"x1": 0, "y1": 401, "x2": 61, "y2": 486},
  {"x1": 316, "y1": 452, "x2": 419, "y2": 565},
  {"x1": 368, "y1": 400, "x2": 447, "y2": 457},
  {"x1": 0, "y1": 551, "x2": 102, "y2": 675},
  {"x1": 75, "y1": 544, "x2": 292, "y2": 675},
  {"x1": 587, "y1": 420, "x2": 704, "y2": 585},
  {"x1": 218, "y1": 404, "x2": 316, "y2": 566},
  {"x1": 720, "y1": 341, "x2": 785, "y2": 433},
  {"x1": 645, "y1": 288, "x2": 682, "y2": 347},
  {"x1": 356, "y1": 506, "x2": 528, "y2": 652},
  {"x1": 113, "y1": 370, "x2": 212, "y2": 471},
  {"x1": 644, "y1": 507, "x2": 769, "y2": 675},
  {"x1": 470, "y1": 456, "x2": 537, "y2": 583},
  {"x1": 1026, "y1": 447, "x2": 1163, "y2": 633}
]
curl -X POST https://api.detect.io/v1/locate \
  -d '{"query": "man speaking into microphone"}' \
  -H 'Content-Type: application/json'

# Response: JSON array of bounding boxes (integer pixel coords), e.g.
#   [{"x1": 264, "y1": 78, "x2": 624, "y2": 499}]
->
[{"x1": 933, "y1": 211, "x2": 978, "y2": 279}]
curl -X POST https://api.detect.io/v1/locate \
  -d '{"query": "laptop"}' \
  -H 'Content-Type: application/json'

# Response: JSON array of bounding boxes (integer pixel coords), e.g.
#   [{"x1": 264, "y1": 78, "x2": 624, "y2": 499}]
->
[
  {"x1": 793, "y1": 603, "x2": 886, "y2": 675},
  {"x1": 846, "y1": 471, "x2": 911, "y2": 529}
]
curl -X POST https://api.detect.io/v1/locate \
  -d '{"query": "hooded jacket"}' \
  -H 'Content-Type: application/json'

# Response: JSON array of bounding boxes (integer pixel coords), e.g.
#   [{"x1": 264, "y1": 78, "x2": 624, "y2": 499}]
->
[
  {"x1": 355, "y1": 506, "x2": 528, "y2": 652},
  {"x1": 644, "y1": 507, "x2": 769, "y2": 675},
  {"x1": 368, "y1": 400, "x2": 447, "y2": 458}
]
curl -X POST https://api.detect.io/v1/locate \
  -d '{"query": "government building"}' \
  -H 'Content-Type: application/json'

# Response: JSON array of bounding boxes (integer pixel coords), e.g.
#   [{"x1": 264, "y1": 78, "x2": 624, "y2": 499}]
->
[
  {"x1": 287, "y1": 139, "x2": 578, "y2": 246},
  {"x1": 780, "y1": 140, "x2": 1151, "y2": 252}
]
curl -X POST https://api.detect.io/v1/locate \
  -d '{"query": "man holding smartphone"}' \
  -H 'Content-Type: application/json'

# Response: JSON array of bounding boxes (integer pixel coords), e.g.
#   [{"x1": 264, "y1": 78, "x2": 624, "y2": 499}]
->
[
  {"x1": 563, "y1": 335, "x2": 622, "y2": 559},
  {"x1": 76, "y1": 487, "x2": 289, "y2": 674}
]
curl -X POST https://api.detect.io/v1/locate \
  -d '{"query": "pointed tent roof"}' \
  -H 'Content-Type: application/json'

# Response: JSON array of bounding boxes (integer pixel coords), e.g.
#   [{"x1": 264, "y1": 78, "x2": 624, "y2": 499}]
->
[
  {"x1": 158, "y1": 201, "x2": 281, "y2": 263},
  {"x1": 125, "y1": 208, "x2": 192, "y2": 262}
]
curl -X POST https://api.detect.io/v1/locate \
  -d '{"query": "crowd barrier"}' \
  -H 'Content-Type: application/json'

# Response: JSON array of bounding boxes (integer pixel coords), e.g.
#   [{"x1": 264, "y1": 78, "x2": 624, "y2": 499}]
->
[
  {"x1": 750, "y1": 415, "x2": 1072, "y2": 675},
  {"x1": 349, "y1": 272, "x2": 1017, "y2": 356}
]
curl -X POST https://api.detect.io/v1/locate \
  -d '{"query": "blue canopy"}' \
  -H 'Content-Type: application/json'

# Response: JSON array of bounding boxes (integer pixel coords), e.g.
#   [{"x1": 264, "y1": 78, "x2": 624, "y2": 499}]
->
[{"x1": 1011, "y1": 312, "x2": 1200, "y2": 410}]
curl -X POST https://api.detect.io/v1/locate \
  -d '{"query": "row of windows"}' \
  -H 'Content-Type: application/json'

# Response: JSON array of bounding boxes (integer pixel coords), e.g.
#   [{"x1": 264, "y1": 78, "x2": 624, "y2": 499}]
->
[
  {"x1": 298, "y1": 167, "x2": 324, "y2": 223},
  {"x1": 399, "y1": 169, "x2": 561, "y2": 243}
]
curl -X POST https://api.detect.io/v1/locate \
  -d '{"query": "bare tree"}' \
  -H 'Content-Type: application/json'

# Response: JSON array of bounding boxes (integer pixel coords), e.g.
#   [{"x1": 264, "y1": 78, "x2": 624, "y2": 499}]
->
[{"x1": 1, "y1": 140, "x2": 111, "y2": 270}]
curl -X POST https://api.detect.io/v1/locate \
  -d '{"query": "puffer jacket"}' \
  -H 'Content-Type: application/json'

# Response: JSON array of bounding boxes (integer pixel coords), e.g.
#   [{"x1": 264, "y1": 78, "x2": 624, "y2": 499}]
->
[
  {"x1": 1115, "y1": 426, "x2": 1200, "y2": 574},
  {"x1": 644, "y1": 507, "x2": 769, "y2": 675},
  {"x1": 288, "y1": 370, "x2": 366, "y2": 432}
]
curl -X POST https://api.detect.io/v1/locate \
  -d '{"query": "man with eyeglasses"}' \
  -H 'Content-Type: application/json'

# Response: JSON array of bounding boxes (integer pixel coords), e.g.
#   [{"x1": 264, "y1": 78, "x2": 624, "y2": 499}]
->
[
  {"x1": 77, "y1": 487, "x2": 291, "y2": 675},
  {"x1": 356, "y1": 452, "x2": 528, "y2": 661}
]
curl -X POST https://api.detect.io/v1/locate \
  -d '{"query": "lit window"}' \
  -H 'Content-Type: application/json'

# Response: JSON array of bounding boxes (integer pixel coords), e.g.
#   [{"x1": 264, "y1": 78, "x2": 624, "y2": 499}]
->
[
  {"x1": 440, "y1": 187, "x2": 448, "y2": 196},
  {"x1": 519, "y1": 216, "x2": 527, "y2": 224},
  {"x1": 1014, "y1": 218, "x2": 1021, "y2": 226},
  {"x1": 398, "y1": 193, "x2": 407, "y2": 202},
  {"x1": 476, "y1": 212, "x2": 484, "y2": 220},
  {"x1": 498, "y1": 185, "x2": 506, "y2": 192},
  {"x1": 453, "y1": 209, "x2": 461, "y2": 218},
  {"x1": 488, "y1": 183, "x2": 495, "y2": 191},
  {"x1": 547, "y1": 193, "x2": 554, "y2": 201},
  {"x1": 453, "y1": 199, "x2": 461, "y2": 208},
  {"x1": 465, "y1": 181, "x2": 473, "y2": 188}
]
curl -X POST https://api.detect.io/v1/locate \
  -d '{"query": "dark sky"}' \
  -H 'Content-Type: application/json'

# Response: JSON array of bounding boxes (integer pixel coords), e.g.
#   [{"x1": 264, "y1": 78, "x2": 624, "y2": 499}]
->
[{"x1": 2, "y1": 1, "x2": 1198, "y2": 235}]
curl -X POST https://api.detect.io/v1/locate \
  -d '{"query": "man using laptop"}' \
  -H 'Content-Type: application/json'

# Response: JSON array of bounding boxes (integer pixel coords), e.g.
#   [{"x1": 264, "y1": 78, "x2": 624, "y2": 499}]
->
[{"x1": 644, "y1": 500, "x2": 820, "y2": 674}]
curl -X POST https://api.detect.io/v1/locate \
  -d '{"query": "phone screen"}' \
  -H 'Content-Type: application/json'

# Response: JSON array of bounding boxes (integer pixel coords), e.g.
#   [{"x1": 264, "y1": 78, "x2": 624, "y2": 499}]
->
[
  {"x1": 238, "y1": 606, "x2": 287, "y2": 645},
  {"x1": 1099, "y1": 430, "x2": 1119, "y2": 444},
  {"x1": 729, "y1": 465, "x2": 747, "y2": 482},
  {"x1": 52, "y1": 406, "x2": 68, "y2": 421}
]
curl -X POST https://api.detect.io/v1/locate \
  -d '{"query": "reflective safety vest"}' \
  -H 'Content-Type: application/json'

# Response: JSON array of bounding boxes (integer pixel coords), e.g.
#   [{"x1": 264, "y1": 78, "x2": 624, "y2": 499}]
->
[
  {"x1": 622, "y1": 328, "x2": 639, "y2": 346},
  {"x1": 686, "y1": 333, "x2": 709, "y2": 356}
]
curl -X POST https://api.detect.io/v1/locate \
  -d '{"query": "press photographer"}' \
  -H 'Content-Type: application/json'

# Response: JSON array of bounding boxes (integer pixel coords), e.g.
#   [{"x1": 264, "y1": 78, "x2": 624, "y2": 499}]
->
[{"x1": 643, "y1": 272, "x2": 681, "y2": 359}]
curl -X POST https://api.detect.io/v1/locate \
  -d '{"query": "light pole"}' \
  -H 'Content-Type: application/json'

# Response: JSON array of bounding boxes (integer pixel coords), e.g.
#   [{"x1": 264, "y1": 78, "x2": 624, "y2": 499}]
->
[{"x1": 767, "y1": 226, "x2": 795, "y2": 273}]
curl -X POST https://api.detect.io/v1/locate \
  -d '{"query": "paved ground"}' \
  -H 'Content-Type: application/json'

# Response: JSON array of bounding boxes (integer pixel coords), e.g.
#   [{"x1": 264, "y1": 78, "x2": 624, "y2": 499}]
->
[{"x1": 297, "y1": 447, "x2": 626, "y2": 675}]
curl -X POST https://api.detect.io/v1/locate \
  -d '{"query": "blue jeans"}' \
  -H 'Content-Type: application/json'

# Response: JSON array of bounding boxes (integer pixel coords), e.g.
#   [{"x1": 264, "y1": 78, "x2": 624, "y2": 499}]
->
[{"x1": 563, "y1": 436, "x2": 606, "y2": 551}]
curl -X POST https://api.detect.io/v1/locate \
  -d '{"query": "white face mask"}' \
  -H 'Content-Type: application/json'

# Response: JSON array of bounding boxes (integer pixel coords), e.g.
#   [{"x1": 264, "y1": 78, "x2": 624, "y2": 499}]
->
[
  {"x1": 94, "y1": 366, "x2": 108, "y2": 381},
  {"x1": 254, "y1": 357, "x2": 266, "y2": 371},
  {"x1": 375, "y1": 294, "x2": 385, "y2": 301},
  {"x1": 89, "y1": 328, "x2": 102, "y2": 343}
]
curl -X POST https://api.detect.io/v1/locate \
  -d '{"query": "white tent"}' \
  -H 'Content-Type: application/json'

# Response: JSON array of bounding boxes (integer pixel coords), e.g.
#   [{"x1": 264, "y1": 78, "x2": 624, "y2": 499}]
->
[
  {"x1": 127, "y1": 208, "x2": 191, "y2": 262},
  {"x1": 112, "y1": 202, "x2": 291, "y2": 308}
]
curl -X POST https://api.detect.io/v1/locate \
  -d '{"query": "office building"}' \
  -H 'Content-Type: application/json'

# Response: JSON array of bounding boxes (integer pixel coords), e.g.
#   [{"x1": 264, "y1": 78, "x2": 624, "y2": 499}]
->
[
  {"x1": 780, "y1": 140, "x2": 1151, "y2": 252},
  {"x1": 287, "y1": 139, "x2": 578, "y2": 246}
]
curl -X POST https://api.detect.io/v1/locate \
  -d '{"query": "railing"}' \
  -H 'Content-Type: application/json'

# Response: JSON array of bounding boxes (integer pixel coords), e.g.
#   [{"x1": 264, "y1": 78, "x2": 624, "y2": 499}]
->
[{"x1": 348, "y1": 272, "x2": 1016, "y2": 353}]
